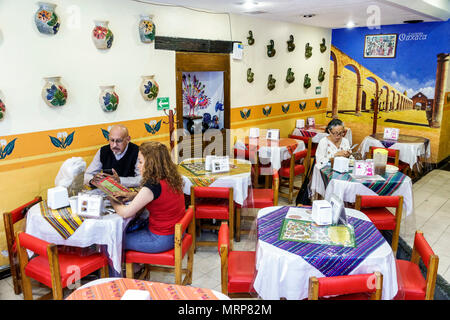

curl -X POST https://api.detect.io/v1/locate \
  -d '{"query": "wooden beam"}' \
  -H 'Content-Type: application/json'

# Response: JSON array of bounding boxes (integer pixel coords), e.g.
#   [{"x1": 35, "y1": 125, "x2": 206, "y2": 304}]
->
[{"x1": 155, "y1": 36, "x2": 234, "y2": 54}]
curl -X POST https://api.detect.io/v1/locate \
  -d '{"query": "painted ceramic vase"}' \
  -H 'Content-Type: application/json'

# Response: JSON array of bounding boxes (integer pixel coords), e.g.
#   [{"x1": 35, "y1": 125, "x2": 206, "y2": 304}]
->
[
  {"x1": 92, "y1": 21, "x2": 114, "y2": 50},
  {"x1": 140, "y1": 75, "x2": 159, "y2": 101},
  {"x1": 0, "y1": 98, "x2": 5, "y2": 120},
  {"x1": 99, "y1": 86, "x2": 119, "y2": 112},
  {"x1": 42, "y1": 77, "x2": 67, "y2": 107},
  {"x1": 138, "y1": 15, "x2": 156, "y2": 43},
  {"x1": 35, "y1": 2, "x2": 60, "y2": 35}
]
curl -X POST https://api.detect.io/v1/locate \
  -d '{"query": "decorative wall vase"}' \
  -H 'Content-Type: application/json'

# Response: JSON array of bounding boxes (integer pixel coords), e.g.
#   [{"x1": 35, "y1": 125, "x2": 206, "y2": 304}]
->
[
  {"x1": 99, "y1": 86, "x2": 119, "y2": 112},
  {"x1": 303, "y1": 74, "x2": 311, "y2": 89},
  {"x1": 247, "y1": 30, "x2": 255, "y2": 45},
  {"x1": 247, "y1": 68, "x2": 254, "y2": 83},
  {"x1": 92, "y1": 20, "x2": 114, "y2": 50},
  {"x1": 318, "y1": 67, "x2": 326, "y2": 82},
  {"x1": 140, "y1": 75, "x2": 159, "y2": 101},
  {"x1": 267, "y1": 74, "x2": 276, "y2": 90},
  {"x1": 286, "y1": 68, "x2": 295, "y2": 83},
  {"x1": 267, "y1": 40, "x2": 276, "y2": 57},
  {"x1": 320, "y1": 38, "x2": 327, "y2": 53},
  {"x1": 139, "y1": 15, "x2": 156, "y2": 43},
  {"x1": 0, "y1": 98, "x2": 5, "y2": 120},
  {"x1": 287, "y1": 35, "x2": 295, "y2": 52},
  {"x1": 305, "y1": 43, "x2": 313, "y2": 58},
  {"x1": 42, "y1": 77, "x2": 67, "y2": 107},
  {"x1": 35, "y1": 2, "x2": 60, "y2": 35}
]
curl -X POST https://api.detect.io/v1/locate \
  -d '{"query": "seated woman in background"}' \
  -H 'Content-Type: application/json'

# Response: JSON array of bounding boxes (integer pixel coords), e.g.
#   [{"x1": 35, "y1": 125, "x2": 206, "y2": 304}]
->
[
  {"x1": 109, "y1": 141, "x2": 185, "y2": 256},
  {"x1": 315, "y1": 118, "x2": 351, "y2": 168}
]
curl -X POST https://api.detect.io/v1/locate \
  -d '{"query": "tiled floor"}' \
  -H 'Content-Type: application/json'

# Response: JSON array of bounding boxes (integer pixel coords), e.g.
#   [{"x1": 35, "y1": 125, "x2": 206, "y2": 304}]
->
[{"x1": 1, "y1": 169, "x2": 449, "y2": 300}]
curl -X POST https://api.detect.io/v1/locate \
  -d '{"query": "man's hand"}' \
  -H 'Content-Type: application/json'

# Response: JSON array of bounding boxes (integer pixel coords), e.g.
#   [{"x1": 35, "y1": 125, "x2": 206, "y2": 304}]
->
[{"x1": 110, "y1": 168, "x2": 120, "y2": 183}]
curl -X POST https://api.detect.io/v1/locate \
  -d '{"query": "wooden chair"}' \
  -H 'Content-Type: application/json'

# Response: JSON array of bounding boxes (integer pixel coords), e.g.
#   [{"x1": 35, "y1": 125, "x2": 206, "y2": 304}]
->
[
  {"x1": 355, "y1": 194, "x2": 403, "y2": 255},
  {"x1": 289, "y1": 134, "x2": 316, "y2": 159},
  {"x1": 278, "y1": 147, "x2": 311, "y2": 203},
  {"x1": 125, "y1": 206, "x2": 195, "y2": 285},
  {"x1": 368, "y1": 146, "x2": 411, "y2": 176},
  {"x1": 3, "y1": 196, "x2": 42, "y2": 295},
  {"x1": 16, "y1": 231, "x2": 109, "y2": 300},
  {"x1": 235, "y1": 170, "x2": 279, "y2": 242},
  {"x1": 395, "y1": 230, "x2": 439, "y2": 300},
  {"x1": 308, "y1": 272, "x2": 383, "y2": 300},
  {"x1": 218, "y1": 222, "x2": 256, "y2": 298},
  {"x1": 191, "y1": 187, "x2": 234, "y2": 250}
]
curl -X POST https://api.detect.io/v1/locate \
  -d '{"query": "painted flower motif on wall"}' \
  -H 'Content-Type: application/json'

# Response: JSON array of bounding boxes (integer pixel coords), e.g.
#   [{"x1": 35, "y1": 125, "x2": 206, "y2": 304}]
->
[
  {"x1": 262, "y1": 105, "x2": 272, "y2": 116},
  {"x1": 37, "y1": 10, "x2": 52, "y2": 22},
  {"x1": 49, "y1": 131, "x2": 75, "y2": 149},
  {"x1": 315, "y1": 100, "x2": 322, "y2": 108},
  {"x1": 240, "y1": 108, "x2": 251, "y2": 120},
  {"x1": 36, "y1": 9, "x2": 59, "y2": 34},
  {"x1": 144, "y1": 80, "x2": 159, "y2": 100},
  {"x1": 281, "y1": 103, "x2": 290, "y2": 114},
  {"x1": 145, "y1": 120, "x2": 162, "y2": 135},
  {"x1": 0, "y1": 138, "x2": 17, "y2": 160},
  {"x1": 93, "y1": 26, "x2": 108, "y2": 39},
  {"x1": 299, "y1": 101, "x2": 307, "y2": 111}
]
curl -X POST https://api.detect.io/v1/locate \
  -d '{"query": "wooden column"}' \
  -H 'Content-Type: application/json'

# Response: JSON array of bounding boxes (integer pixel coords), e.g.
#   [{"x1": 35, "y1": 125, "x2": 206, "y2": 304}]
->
[
  {"x1": 355, "y1": 83, "x2": 363, "y2": 116},
  {"x1": 332, "y1": 75, "x2": 341, "y2": 118}
]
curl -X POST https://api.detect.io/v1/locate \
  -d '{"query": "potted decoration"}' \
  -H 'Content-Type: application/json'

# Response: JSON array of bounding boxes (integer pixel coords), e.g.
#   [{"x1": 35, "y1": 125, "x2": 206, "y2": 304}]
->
[
  {"x1": 140, "y1": 75, "x2": 159, "y2": 101},
  {"x1": 35, "y1": 2, "x2": 60, "y2": 35},
  {"x1": 42, "y1": 77, "x2": 67, "y2": 107},
  {"x1": 138, "y1": 15, "x2": 156, "y2": 43},
  {"x1": 0, "y1": 98, "x2": 5, "y2": 120},
  {"x1": 99, "y1": 85, "x2": 119, "y2": 112},
  {"x1": 92, "y1": 20, "x2": 114, "y2": 50}
]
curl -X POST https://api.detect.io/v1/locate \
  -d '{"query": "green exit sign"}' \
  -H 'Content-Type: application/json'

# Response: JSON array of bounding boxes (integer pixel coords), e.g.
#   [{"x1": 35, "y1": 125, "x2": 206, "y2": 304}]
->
[{"x1": 157, "y1": 97, "x2": 170, "y2": 110}]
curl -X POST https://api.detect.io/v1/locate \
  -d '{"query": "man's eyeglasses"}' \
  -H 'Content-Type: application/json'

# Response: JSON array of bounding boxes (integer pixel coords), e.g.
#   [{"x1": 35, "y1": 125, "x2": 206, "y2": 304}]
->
[
  {"x1": 109, "y1": 138, "x2": 125, "y2": 144},
  {"x1": 330, "y1": 131, "x2": 345, "y2": 137}
]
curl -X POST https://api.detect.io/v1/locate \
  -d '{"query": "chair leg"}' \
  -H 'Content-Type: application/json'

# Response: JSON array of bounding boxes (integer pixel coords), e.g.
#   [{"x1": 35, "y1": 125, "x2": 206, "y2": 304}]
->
[
  {"x1": 21, "y1": 273, "x2": 33, "y2": 300},
  {"x1": 100, "y1": 265, "x2": 109, "y2": 278},
  {"x1": 235, "y1": 207, "x2": 241, "y2": 242},
  {"x1": 288, "y1": 175, "x2": 294, "y2": 203},
  {"x1": 126, "y1": 262, "x2": 134, "y2": 279},
  {"x1": 175, "y1": 252, "x2": 182, "y2": 285},
  {"x1": 185, "y1": 246, "x2": 194, "y2": 285},
  {"x1": 11, "y1": 265, "x2": 22, "y2": 295},
  {"x1": 52, "y1": 285, "x2": 64, "y2": 300},
  {"x1": 391, "y1": 227, "x2": 400, "y2": 256}
]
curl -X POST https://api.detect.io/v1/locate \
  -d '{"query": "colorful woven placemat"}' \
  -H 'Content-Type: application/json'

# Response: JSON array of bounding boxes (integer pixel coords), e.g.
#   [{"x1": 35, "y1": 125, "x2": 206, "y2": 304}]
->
[{"x1": 40, "y1": 201, "x2": 84, "y2": 240}]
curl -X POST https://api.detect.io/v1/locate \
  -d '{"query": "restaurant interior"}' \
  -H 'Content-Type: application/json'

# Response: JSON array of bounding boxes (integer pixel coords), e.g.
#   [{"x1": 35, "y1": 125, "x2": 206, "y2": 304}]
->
[{"x1": 0, "y1": 0, "x2": 449, "y2": 302}]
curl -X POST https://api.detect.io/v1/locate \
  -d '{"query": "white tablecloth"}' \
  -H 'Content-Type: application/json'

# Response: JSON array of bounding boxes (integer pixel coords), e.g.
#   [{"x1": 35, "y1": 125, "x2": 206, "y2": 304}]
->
[
  {"x1": 253, "y1": 206, "x2": 398, "y2": 300},
  {"x1": 292, "y1": 127, "x2": 353, "y2": 145},
  {"x1": 234, "y1": 139, "x2": 305, "y2": 171},
  {"x1": 180, "y1": 158, "x2": 252, "y2": 206},
  {"x1": 25, "y1": 203, "x2": 127, "y2": 274},
  {"x1": 310, "y1": 164, "x2": 414, "y2": 217},
  {"x1": 358, "y1": 135, "x2": 430, "y2": 169}
]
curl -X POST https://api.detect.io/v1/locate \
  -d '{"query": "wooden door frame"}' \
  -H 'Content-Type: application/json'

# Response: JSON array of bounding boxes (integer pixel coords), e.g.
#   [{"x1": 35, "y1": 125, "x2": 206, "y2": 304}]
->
[{"x1": 175, "y1": 52, "x2": 230, "y2": 131}]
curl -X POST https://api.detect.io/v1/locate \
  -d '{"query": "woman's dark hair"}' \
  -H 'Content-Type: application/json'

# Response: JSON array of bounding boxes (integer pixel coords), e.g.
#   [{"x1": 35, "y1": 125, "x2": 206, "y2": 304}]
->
[{"x1": 325, "y1": 119, "x2": 344, "y2": 134}]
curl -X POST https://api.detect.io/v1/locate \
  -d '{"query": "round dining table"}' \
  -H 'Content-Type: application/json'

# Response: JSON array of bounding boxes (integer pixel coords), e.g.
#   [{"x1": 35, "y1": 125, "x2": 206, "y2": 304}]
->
[
  {"x1": 358, "y1": 133, "x2": 430, "y2": 170},
  {"x1": 178, "y1": 157, "x2": 252, "y2": 206},
  {"x1": 65, "y1": 277, "x2": 230, "y2": 300},
  {"x1": 234, "y1": 137, "x2": 305, "y2": 172},
  {"x1": 253, "y1": 206, "x2": 398, "y2": 300}
]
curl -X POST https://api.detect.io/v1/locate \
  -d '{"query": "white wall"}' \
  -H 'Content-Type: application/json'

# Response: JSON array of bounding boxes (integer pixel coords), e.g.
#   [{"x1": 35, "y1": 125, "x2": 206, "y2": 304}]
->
[{"x1": 0, "y1": 0, "x2": 331, "y2": 136}]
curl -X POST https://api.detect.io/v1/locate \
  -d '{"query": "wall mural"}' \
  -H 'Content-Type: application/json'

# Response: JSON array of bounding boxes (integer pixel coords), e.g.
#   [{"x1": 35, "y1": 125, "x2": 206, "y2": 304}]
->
[{"x1": 330, "y1": 20, "x2": 449, "y2": 162}]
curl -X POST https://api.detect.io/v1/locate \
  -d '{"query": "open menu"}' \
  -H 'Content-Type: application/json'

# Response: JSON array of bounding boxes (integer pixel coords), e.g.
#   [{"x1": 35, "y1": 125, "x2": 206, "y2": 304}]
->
[{"x1": 91, "y1": 175, "x2": 131, "y2": 204}]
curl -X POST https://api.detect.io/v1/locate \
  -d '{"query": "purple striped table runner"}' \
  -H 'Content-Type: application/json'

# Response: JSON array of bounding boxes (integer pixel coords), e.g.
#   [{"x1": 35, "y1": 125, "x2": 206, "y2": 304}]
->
[{"x1": 257, "y1": 206, "x2": 385, "y2": 277}]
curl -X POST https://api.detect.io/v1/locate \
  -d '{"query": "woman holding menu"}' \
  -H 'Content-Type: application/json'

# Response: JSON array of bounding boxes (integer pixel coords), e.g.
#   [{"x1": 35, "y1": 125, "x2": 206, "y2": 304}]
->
[{"x1": 315, "y1": 118, "x2": 351, "y2": 168}]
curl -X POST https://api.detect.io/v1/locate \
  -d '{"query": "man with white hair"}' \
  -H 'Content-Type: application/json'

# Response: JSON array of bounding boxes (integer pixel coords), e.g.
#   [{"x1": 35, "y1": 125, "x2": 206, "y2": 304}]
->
[{"x1": 84, "y1": 124, "x2": 141, "y2": 188}]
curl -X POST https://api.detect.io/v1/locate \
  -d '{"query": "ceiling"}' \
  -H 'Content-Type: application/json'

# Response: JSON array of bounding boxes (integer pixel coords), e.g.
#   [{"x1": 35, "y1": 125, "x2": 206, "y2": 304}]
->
[{"x1": 133, "y1": 0, "x2": 450, "y2": 29}]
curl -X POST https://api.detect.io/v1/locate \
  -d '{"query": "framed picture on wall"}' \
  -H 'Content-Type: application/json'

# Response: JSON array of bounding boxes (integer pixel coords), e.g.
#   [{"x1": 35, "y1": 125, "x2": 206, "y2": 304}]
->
[{"x1": 364, "y1": 34, "x2": 398, "y2": 58}]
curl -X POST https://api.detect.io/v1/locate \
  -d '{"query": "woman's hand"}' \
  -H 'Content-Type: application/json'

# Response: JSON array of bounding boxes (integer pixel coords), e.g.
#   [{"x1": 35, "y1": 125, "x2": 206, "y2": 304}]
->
[{"x1": 112, "y1": 190, "x2": 137, "y2": 202}]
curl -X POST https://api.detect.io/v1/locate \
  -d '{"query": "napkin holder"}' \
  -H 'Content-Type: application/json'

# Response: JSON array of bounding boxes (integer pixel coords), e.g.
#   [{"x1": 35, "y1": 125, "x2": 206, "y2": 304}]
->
[
  {"x1": 311, "y1": 200, "x2": 332, "y2": 225},
  {"x1": 205, "y1": 155, "x2": 215, "y2": 171},
  {"x1": 333, "y1": 156, "x2": 349, "y2": 173},
  {"x1": 354, "y1": 160, "x2": 374, "y2": 176},
  {"x1": 47, "y1": 186, "x2": 70, "y2": 210},
  {"x1": 296, "y1": 119, "x2": 305, "y2": 128},
  {"x1": 121, "y1": 290, "x2": 151, "y2": 300},
  {"x1": 249, "y1": 127, "x2": 260, "y2": 138},
  {"x1": 306, "y1": 117, "x2": 315, "y2": 128},
  {"x1": 266, "y1": 129, "x2": 280, "y2": 140},
  {"x1": 211, "y1": 156, "x2": 230, "y2": 173},
  {"x1": 77, "y1": 193, "x2": 104, "y2": 218},
  {"x1": 383, "y1": 127, "x2": 399, "y2": 140}
]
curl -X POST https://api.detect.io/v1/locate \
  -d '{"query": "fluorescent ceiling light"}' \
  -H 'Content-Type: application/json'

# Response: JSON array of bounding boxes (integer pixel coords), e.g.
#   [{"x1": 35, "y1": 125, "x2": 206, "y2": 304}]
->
[{"x1": 346, "y1": 21, "x2": 356, "y2": 28}]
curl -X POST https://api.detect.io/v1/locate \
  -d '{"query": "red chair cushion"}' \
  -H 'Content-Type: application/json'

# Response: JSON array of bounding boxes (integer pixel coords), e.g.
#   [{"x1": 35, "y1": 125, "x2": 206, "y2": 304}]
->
[
  {"x1": 279, "y1": 164, "x2": 305, "y2": 177},
  {"x1": 414, "y1": 233, "x2": 435, "y2": 268},
  {"x1": 193, "y1": 187, "x2": 230, "y2": 199},
  {"x1": 24, "y1": 253, "x2": 107, "y2": 289},
  {"x1": 244, "y1": 189, "x2": 274, "y2": 208},
  {"x1": 359, "y1": 207, "x2": 396, "y2": 230},
  {"x1": 319, "y1": 293, "x2": 373, "y2": 300},
  {"x1": 126, "y1": 234, "x2": 193, "y2": 266},
  {"x1": 228, "y1": 251, "x2": 256, "y2": 294},
  {"x1": 395, "y1": 259, "x2": 426, "y2": 300},
  {"x1": 195, "y1": 199, "x2": 230, "y2": 219}
]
